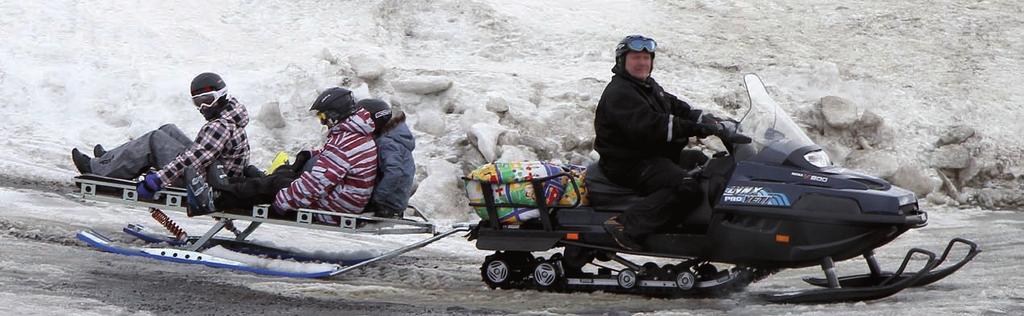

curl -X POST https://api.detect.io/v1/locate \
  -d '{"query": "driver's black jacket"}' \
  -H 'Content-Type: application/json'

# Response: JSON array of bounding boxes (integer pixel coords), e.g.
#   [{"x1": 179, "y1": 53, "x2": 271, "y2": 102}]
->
[{"x1": 594, "y1": 70, "x2": 704, "y2": 168}]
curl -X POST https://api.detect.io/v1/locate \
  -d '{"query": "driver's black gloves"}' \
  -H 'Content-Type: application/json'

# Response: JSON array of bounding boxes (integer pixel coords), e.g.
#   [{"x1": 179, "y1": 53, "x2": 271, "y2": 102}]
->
[{"x1": 695, "y1": 123, "x2": 721, "y2": 138}]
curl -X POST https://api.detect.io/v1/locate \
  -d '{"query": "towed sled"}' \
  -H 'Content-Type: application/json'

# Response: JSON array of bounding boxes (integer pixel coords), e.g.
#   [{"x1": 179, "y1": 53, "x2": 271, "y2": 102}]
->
[
  {"x1": 466, "y1": 74, "x2": 979, "y2": 303},
  {"x1": 73, "y1": 173, "x2": 470, "y2": 278}
]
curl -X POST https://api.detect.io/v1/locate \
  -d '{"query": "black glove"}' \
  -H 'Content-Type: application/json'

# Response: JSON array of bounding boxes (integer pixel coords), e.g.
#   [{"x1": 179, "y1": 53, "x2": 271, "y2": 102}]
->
[
  {"x1": 293, "y1": 150, "x2": 311, "y2": 167},
  {"x1": 675, "y1": 178, "x2": 702, "y2": 194},
  {"x1": 695, "y1": 123, "x2": 721, "y2": 138},
  {"x1": 289, "y1": 150, "x2": 313, "y2": 174},
  {"x1": 243, "y1": 165, "x2": 265, "y2": 178}
]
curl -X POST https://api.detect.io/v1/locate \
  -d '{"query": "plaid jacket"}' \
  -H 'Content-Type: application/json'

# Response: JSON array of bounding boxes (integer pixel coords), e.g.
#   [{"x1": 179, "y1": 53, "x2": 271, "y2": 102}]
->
[
  {"x1": 157, "y1": 98, "x2": 250, "y2": 185},
  {"x1": 273, "y1": 109, "x2": 377, "y2": 216}
]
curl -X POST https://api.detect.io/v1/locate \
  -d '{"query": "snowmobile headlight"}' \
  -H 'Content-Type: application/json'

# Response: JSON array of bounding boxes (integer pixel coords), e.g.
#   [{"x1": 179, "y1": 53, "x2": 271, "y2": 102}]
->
[
  {"x1": 803, "y1": 150, "x2": 831, "y2": 168},
  {"x1": 898, "y1": 193, "x2": 917, "y2": 206}
]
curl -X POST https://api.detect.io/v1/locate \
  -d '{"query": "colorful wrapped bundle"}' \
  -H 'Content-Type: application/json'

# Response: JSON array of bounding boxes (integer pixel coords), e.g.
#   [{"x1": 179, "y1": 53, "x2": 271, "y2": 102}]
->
[{"x1": 465, "y1": 161, "x2": 588, "y2": 225}]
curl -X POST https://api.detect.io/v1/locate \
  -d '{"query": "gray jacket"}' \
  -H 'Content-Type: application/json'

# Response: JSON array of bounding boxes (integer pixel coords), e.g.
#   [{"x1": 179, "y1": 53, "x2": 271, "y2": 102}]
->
[{"x1": 368, "y1": 122, "x2": 416, "y2": 214}]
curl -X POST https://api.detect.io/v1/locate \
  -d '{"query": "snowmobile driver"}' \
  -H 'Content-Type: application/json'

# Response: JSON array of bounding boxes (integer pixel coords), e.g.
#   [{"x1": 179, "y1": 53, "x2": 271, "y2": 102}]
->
[
  {"x1": 70, "y1": 72, "x2": 251, "y2": 200},
  {"x1": 595, "y1": 35, "x2": 722, "y2": 251}
]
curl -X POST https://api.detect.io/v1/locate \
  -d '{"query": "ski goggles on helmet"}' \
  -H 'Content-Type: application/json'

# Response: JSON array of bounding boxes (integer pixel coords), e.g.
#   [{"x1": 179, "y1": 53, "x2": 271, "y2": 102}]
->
[
  {"x1": 191, "y1": 87, "x2": 228, "y2": 109},
  {"x1": 619, "y1": 35, "x2": 657, "y2": 53}
]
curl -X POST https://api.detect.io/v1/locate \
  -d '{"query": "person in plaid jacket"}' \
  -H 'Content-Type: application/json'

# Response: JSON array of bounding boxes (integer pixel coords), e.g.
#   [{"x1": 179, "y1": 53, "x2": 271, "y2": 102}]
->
[{"x1": 70, "y1": 72, "x2": 250, "y2": 199}]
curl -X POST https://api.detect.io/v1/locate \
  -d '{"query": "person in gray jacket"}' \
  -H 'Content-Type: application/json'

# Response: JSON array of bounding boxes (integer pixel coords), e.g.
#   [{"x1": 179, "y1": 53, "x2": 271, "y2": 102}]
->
[{"x1": 357, "y1": 98, "x2": 416, "y2": 218}]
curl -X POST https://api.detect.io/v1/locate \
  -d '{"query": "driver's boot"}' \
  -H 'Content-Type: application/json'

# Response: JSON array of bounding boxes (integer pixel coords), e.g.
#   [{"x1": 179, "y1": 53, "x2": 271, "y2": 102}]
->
[{"x1": 603, "y1": 216, "x2": 644, "y2": 251}]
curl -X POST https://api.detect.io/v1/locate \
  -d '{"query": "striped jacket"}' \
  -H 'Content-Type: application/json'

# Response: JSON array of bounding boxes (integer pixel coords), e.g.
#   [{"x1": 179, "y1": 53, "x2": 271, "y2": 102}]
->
[
  {"x1": 273, "y1": 109, "x2": 378, "y2": 216},
  {"x1": 157, "y1": 98, "x2": 250, "y2": 185}
]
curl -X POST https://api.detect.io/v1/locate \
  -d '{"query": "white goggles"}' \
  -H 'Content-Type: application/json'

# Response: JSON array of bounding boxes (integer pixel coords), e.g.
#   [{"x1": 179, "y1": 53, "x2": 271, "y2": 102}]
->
[{"x1": 192, "y1": 87, "x2": 228, "y2": 109}]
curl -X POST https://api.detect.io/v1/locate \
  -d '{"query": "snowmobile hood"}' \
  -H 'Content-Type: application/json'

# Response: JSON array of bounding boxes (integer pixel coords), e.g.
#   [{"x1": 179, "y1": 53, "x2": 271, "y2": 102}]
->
[
  {"x1": 328, "y1": 108, "x2": 374, "y2": 136},
  {"x1": 381, "y1": 122, "x2": 416, "y2": 152}
]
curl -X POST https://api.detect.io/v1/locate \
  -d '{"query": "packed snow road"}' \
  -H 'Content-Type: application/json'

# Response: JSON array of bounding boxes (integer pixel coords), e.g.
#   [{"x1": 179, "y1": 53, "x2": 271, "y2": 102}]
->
[{"x1": 0, "y1": 185, "x2": 1020, "y2": 315}]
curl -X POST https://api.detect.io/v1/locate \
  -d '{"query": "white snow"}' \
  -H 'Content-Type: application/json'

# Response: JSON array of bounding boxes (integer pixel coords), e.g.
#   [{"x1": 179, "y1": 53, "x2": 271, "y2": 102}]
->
[
  {"x1": 1, "y1": 0, "x2": 1023, "y2": 314},
  {"x1": 202, "y1": 246, "x2": 341, "y2": 274}
]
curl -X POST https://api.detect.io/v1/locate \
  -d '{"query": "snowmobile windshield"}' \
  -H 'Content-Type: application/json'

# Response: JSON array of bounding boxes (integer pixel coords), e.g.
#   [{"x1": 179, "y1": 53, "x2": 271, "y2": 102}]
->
[{"x1": 735, "y1": 74, "x2": 816, "y2": 157}]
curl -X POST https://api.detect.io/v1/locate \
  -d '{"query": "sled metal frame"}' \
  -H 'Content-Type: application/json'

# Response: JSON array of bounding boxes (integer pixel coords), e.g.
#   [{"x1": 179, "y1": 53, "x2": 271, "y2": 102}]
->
[
  {"x1": 72, "y1": 174, "x2": 467, "y2": 278},
  {"x1": 74, "y1": 175, "x2": 435, "y2": 237}
]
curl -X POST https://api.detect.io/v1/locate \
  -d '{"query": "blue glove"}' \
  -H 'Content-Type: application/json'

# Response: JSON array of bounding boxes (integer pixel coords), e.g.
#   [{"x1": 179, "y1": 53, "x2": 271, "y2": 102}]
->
[{"x1": 137, "y1": 172, "x2": 163, "y2": 200}]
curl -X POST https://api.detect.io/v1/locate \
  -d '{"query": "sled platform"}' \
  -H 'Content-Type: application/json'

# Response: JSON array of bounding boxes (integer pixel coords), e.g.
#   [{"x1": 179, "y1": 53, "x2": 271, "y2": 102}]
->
[
  {"x1": 73, "y1": 174, "x2": 435, "y2": 235},
  {"x1": 72, "y1": 174, "x2": 471, "y2": 278}
]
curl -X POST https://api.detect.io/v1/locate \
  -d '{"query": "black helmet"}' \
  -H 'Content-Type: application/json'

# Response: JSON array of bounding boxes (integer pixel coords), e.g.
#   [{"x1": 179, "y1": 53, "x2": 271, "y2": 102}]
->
[
  {"x1": 356, "y1": 98, "x2": 392, "y2": 131},
  {"x1": 310, "y1": 87, "x2": 357, "y2": 125},
  {"x1": 190, "y1": 72, "x2": 229, "y2": 120},
  {"x1": 190, "y1": 72, "x2": 226, "y2": 96}
]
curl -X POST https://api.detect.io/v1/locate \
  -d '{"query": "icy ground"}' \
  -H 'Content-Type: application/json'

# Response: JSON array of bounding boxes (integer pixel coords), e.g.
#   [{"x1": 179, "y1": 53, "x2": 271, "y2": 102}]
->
[
  {"x1": 1, "y1": 188, "x2": 1021, "y2": 315},
  {"x1": 1, "y1": 0, "x2": 1023, "y2": 315}
]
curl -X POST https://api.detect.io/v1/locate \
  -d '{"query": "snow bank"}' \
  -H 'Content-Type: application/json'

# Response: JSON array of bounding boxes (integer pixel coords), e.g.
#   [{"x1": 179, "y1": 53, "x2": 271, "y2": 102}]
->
[{"x1": 1, "y1": 0, "x2": 1022, "y2": 217}]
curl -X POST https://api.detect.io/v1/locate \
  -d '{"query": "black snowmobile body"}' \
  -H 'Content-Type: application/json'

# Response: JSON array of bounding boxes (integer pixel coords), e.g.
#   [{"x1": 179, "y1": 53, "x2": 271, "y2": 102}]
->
[{"x1": 469, "y1": 74, "x2": 978, "y2": 303}]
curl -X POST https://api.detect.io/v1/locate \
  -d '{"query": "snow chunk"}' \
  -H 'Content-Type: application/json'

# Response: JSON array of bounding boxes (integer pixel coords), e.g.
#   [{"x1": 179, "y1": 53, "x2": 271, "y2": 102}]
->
[
  {"x1": 485, "y1": 95, "x2": 509, "y2": 113},
  {"x1": 409, "y1": 159, "x2": 470, "y2": 220},
  {"x1": 845, "y1": 150, "x2": 899, "y2": 179},
  {"x1": 459, "y1": 106, "x2": 500, "y2": 132},
  {"x1": 930, "y1": 144, "x2": 971, "y2": 169},
  {"x1": 891, "y1": 163, "x2": 942, "y2": 196},
  {"x1": 467, "y1": 123, "x2": 506, "y2": 162},
  {"x1": 497, "y1": 145, "x2": 537, "y2": 162},
  {"x1": 348, "y1": 53, "x2": 388, "y2": 81},
  {"x1": 256, "y1": 101, "x2": 286, "y2": 129},
  {"x1": 413, "y1": 109, "x2": 446, "y2": 136},
  {"x1": 937, "y1": 125, "x2": 976, "y2": 146},
  {"x1": 394, "y1": 76, "x2": 453, "y2": 95},
  {"x1": 818, "y1": 96, "x2": 859, "y2": 128}
]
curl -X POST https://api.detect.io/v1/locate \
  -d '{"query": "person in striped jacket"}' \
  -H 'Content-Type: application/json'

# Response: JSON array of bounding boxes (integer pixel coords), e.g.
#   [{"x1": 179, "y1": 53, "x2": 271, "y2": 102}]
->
[{"x1": 272, "y1": 87, "x2": 378, "y2": 223}]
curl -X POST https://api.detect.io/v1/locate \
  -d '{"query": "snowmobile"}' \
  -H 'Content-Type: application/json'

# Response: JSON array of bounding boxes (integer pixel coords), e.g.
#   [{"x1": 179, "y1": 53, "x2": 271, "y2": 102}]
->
[
  {"x1": 467, "y1": 74, "x2": 979, "y2": 303},
  {"x1": 72, "y1": 167, "x2": 470, "y2": 278}
]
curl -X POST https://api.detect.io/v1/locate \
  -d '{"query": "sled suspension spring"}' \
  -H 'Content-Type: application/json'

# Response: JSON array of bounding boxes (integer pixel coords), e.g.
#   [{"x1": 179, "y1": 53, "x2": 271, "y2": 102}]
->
[{"x1": 149, "y1": 208, "x2": 188, "y2": 241}]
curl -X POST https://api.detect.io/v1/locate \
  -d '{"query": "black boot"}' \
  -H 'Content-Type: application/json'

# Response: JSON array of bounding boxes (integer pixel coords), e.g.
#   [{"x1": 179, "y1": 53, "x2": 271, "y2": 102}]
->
[
  {"x1": 603, "y1": 216, "x2": 644, "y2": 251},
  {"x1": 71, "y1": 148, "x2": 93, "y2": 174},
  {"x1": 373, "y1": 207, "x2": 404, "y2": 219},
  {"x1": 185, "y1": 167, "x2": 216, "y2": 217},
  {"x1": 93, "y1": 144, "x2": 107, "y2": 158},
  {"x1": 205, "y1": 164, "x2": 230, "y2": 191}
]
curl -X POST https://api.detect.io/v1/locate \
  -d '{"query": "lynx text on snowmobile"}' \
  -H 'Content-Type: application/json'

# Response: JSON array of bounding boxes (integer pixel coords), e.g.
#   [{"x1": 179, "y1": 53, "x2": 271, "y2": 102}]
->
[
  {"x1": 465, "y1": 74, "x2": 979, "y2": 303},
  {"x1": 72, "y1": 167, "x2": 471, "y2": 278}
]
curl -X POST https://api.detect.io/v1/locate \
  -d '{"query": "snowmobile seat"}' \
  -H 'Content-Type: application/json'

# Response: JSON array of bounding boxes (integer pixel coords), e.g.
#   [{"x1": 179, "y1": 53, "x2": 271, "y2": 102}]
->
[
  {"x1": 584, "y1": 162, "x2": 645, "y2": 212},
  {"x1": 585, "y1": 162, "x2": 711, "y2": 227}
]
